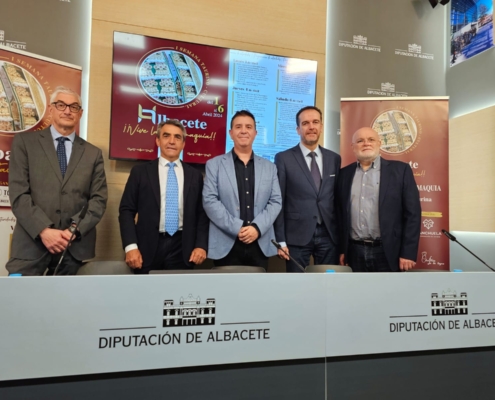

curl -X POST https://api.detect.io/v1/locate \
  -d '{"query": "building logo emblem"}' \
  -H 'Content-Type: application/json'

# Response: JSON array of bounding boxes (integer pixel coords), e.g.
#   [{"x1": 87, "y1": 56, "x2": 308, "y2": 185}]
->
[
  {"x1": 431, "y1": 290, "x2": 468, "y2": 316},
  {"x1": 423, "y1": 219, "x2": 434, "y2": 230},
  {"x1": 408, "y1": 44, "x2": 422, "y2": 53},
  {"x1": 381, "y1": 82, "x2": 395, "y2": 93},
  {"x1": 163, "y1": 294, "x2": 216, "y2": 328},
  {"x1": 367, "y1": 81, "x2": 407, "y2": 97},
  {"x1": 339, "y1": 34, "x2": 381, "y2": 52},
  {"x1": 353, "y1": 35, "x2": 367, "y2": 45},
  {"x1": 395, "y1": 43, "x2": 434, "y2": 60},
  {"x1": 0, "y1": 28, "x2": 27, "y2": 50}
]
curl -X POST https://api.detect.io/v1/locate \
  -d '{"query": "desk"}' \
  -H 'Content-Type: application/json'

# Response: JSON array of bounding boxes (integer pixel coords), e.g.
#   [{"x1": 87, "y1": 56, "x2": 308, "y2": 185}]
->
[{"x1": 1, "y1": 272, "x2": 495, "y2": 399}]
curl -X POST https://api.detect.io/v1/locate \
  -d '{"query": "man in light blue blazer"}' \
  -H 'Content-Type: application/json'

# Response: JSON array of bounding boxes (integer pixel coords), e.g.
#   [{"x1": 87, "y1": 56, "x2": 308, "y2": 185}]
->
[{"x1": 203, "y1": 110, "x2": 282, "y2": 268}]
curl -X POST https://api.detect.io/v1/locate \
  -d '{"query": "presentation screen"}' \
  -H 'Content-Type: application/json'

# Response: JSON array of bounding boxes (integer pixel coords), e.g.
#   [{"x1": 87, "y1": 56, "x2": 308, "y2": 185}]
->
[{"x1": 110, "y1": 32, "x2": 317, "y2": 163}]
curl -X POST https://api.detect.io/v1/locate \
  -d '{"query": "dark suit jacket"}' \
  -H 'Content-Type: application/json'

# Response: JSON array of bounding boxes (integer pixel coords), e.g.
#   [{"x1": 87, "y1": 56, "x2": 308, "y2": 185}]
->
[
  {"x1": 337, "y1": 157, "x2": 421, "y2": 271},
  {"x1": 274, "y1": 145, "x2": 341, "y2": 247},
  {"x1": 118, "y1": 159, "x2": 208, "y2": 268},
  {"x1": 8, "y1": 128, "x2": 108, "y2": 261}
]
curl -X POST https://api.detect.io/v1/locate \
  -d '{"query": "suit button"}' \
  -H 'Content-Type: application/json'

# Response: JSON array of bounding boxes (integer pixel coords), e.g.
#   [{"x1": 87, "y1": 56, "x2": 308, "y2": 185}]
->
[
  {"x1": 56, "y1": 210, "x2": 61, "y2": 214},
  {"x1": 313, "y1": 216, "x2": 317, "y2": 219},
  {"x1": 61, "y1": 191, "x2": 67, "y2": 195}
]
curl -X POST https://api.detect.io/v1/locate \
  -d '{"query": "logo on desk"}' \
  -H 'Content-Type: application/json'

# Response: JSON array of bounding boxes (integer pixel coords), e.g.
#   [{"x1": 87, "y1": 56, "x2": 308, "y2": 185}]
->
[
  {"x1": 431, "y1": 290, "x2": 468, "y2": 316},
  {"x1": 163, "y1": 294, "x2": 216, "y2": 328}
]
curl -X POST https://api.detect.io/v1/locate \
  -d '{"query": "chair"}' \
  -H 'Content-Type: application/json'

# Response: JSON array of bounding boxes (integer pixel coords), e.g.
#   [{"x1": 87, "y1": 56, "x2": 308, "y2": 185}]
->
[
  {"x1": 406, "y1": 268, "x2": 449, "y2": 272},
  {"x1": 77, "y1": 261, "x2": 132, "y2": 275},
  {"x1": 211, "y1": 265, "x2": 266, "y2": 273},
  {"x1": 305, "y1": 265, "x2": 353, "y2": 273}
]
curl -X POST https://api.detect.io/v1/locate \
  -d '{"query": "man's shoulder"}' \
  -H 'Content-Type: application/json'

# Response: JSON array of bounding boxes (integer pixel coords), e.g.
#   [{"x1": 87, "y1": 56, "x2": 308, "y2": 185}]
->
[
  {"x1": 13, "y1": 129, "x2": 44, "y2": 144},
  {"x1": 130, "y1": 159, "x2": 157, "y2": 173},
  {"x1": 74, "y1": 136, "x2": 103, "y2": 154},
  {"x1": 182, "y1": 161, "x2": 202, "y2": 178},
  {"x1": 381, "y1": 157, "x2": 409, "y2": 171},
  {"x1": 320, "y1": 146, "x2": 340, "y2": 159},
  {"x1": 275, "y1": 145, "x2": 299, "y2": 158}
]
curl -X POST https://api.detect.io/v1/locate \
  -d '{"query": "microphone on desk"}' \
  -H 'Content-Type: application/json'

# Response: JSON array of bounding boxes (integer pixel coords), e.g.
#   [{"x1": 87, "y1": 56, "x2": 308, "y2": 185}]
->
[
  {"x1": 271, "y1": 239, "x2": 306, "y2": 273},
  {"x1": 441, "y1": 229, "x2": 495, "y2": 272},
  {"x1": 53, "y1": 205, "x2": 88, "y2": 276}
]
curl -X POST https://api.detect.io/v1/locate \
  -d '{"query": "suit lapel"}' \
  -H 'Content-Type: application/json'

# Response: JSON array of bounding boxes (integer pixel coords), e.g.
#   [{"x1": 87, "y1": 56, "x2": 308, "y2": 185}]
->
[
  {"x1": 254, "y1": 155, "x2": 263, "y2": 204},
  {"x1": 320, "y1": 147, "x2": 331, "y2": 193},
  {"x1": 221, "y1": 151, "x2": 239, "y2": 203},
  {"x1": 38, "y1": 129, "x2": 63, "y2": 184},
  {"x1": 182, "y1": 162, "x2": 192, "y2": 203},
  {"x1": 292, "y1": 145, "x2": 318, "y2": 194},
  {"x1": 379, "y1": 157, "x2": 390, "y2": 207},
  {"x1": 147, "y1": 159, "x2": 161, "y2": 208},
  {"x1": 63, "y1": 135, "x2": 85, "y2": 186}
]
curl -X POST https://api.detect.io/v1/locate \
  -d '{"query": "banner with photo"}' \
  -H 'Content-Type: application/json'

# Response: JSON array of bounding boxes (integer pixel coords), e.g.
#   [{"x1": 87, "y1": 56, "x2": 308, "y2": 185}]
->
[
  {"x1": 340, "y1": 97, "x2": 449, "y2": 270},
  {"x1": 450, "y1": 0, "x2": 494, "y2": 66},
  {"x1": 110, "y1": 32, "x2": 317, "y2": 164},
  {"x1": 0, "y1": 46, "x2": 81, "y2": 274}
]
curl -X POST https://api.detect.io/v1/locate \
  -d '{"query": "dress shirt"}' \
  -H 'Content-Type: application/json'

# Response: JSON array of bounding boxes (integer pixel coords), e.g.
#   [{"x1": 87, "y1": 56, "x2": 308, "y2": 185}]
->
[
  {"x1": 232, "y1": 150, "x2": 255, "y2": 226},
  {"x1": 350, "y1": 156, "x2": 381, "y2": 240},
  {"x1": 125, "y1": 157, "x2": 184, "y2": 253},
  {"x1": 50, "y1": 125, "x2": 75, "y2": 162}
]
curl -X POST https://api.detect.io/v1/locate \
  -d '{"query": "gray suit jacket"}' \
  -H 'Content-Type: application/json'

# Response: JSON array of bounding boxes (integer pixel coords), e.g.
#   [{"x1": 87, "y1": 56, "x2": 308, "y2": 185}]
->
[
  {"x1": 8, "y1": 128, "x2": 108, "y2": 261},
  {"x1": 203, "y1": 150, "x2": 282, "y2": 259}
]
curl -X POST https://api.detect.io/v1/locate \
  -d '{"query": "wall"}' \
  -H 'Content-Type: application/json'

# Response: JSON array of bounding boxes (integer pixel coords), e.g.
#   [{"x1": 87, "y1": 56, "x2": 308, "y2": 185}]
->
[
  {"x1": 449, "y1": 104, "x2": 495, "y2": 232},
  {"x1": 88, "y1": 0, "x2": 328, "y2": 265}
]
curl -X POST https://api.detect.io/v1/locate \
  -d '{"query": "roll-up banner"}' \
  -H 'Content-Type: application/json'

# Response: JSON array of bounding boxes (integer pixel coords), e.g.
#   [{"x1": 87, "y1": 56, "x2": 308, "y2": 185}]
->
[
  {"x1": 340, "y1": 97, "x2": 449, "y2": 270},
  {"x1": 0, "y1": 46, "x2": 82, "y2": 274}
]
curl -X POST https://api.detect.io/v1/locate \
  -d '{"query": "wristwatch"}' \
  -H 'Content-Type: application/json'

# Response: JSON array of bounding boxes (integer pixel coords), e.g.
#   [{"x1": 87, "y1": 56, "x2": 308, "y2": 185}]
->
[{"x1": 68, "y1": 222, "x2": 78, "y2": 235}]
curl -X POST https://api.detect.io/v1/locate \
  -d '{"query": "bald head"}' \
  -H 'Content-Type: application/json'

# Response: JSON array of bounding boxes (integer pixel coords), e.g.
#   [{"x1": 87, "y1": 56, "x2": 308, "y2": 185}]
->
[{"x1": 351, "y1": 127, "x2": 381, "y2": 165}]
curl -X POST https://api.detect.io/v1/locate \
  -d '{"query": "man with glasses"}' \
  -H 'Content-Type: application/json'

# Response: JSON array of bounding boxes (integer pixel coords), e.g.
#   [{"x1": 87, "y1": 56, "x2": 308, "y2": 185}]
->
[
  {"x1": 119, "y1": 119, "x2": 208, "y2": 273},
  {"x1": 337, "y1": 127, "x2": 421, "y2": 272},
  {"x1": 6, "y1": 86, "x2": 107, "y2": 275}
]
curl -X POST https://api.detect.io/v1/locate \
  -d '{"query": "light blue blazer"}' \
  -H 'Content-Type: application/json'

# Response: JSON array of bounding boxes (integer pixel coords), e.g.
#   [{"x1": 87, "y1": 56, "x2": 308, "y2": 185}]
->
[{"x1": 203, "y1": 150, "x2": 282, "y2": 259}]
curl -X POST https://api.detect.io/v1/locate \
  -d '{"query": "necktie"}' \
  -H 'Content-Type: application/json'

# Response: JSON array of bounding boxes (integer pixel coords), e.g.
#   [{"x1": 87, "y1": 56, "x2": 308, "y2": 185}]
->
[
  {"x1": 165, "y1": 162, "x2": 179, "y2": 235},
  {"x1": 308, "y1": 152, "x2": 321, "y2": 192},
  {"x1": 56, "y1": 137, "x2": 69, "y2": 177}
]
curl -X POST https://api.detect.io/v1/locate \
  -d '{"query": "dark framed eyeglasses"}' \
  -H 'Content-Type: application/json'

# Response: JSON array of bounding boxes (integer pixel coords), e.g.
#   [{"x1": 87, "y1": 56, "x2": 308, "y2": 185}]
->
[{"x1": 51, "y1": 101, "x2": 82, "y2": 113}]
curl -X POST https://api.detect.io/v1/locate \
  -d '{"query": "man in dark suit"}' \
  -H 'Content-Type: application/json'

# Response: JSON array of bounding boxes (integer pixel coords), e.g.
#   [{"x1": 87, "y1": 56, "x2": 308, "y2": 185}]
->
[
  {"x1": 6, "y1": 86, "x2": 108, "y2": 275},
  {"x1": 119, "y1": 119, "x2": 208, "y2": 273},
  {"x1": 337, "y1": 127, "x2": 421, "y2": 272},
  {"x1": 274, "y1": 106, "x2": 341, "y2": 272}
]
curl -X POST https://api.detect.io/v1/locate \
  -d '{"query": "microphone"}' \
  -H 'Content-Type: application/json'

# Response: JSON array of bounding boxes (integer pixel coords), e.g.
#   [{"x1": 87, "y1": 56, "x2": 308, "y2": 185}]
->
[
  {"x1": 53, "y1": 205, "x2": 88, "y2": 276},
  {"x1": 271, "y1": 239, "x2": 305, "y2": 273},
  {"x1": 441, "y1": 229, "x2": 495, "y2": 272}
]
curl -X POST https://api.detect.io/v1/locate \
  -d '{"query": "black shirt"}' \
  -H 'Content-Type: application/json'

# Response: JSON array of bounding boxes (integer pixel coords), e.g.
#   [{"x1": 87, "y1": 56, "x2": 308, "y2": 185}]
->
[{"x1": 232, "y1": 150, "x2": 255, "y2": 227}]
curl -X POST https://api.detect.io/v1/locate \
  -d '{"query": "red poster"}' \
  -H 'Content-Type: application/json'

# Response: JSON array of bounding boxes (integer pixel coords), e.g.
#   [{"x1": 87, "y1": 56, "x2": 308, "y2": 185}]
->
[
  {"x1": 0, "y1": 46, "x2": 82, "y2": 208},
  {"x1": 110, "y1": 32, "x2": 230, "y2": 163},
  {"x1": 340, "y1": 98, "x2": 449, "y2": 270}
]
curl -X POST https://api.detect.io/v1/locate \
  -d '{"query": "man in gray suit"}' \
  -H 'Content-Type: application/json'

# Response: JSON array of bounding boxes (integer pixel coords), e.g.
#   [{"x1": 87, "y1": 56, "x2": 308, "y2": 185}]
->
[
  {"x1": 203, "y1": 110, "x2": 282, "y2": 268},
  {"x1": 6, "y1": 86, "x2": 107, "y2": 275}
]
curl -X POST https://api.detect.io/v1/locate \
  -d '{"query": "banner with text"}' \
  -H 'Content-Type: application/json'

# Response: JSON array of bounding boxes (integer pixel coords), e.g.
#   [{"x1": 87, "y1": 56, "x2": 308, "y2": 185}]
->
[
  {"x1": 340, "y1": 97, "x2": 449, "y2": 270},
  {"x1": 110, "y1": 32, "x2": 317, "y2": 163}
]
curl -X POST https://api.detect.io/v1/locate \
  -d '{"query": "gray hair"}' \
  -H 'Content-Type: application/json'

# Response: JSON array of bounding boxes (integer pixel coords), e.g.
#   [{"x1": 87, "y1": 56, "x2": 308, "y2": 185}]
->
[
  {"x1": 50, "y1": 86, "x2": 82, "y2": 105},
  {"x1": 157, "y1": 119, "x2": 187, "y2": 141}
]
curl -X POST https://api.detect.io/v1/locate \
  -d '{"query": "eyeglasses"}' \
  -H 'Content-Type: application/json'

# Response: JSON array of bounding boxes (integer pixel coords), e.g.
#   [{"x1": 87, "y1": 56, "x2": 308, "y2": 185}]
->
[{"x1": 51, "y1": 101, "x2": 82, "y2": 113}]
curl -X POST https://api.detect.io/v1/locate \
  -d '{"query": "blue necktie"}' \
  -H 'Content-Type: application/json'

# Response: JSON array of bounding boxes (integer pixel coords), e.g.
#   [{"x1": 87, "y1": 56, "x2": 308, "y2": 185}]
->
[
  {"x1": 165, "y1": 162, "x2": 179, "y2": 235},
  {"x1": 56, "y1": 137, "x2": 69, "y2": 177}
]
